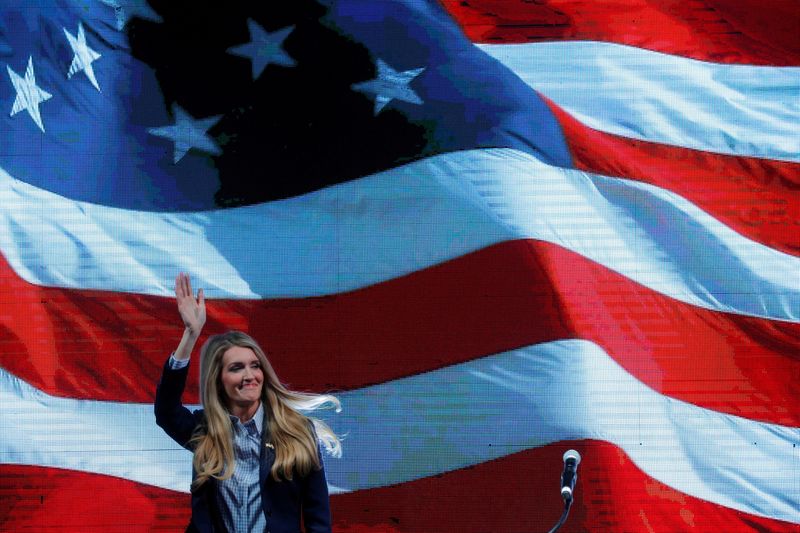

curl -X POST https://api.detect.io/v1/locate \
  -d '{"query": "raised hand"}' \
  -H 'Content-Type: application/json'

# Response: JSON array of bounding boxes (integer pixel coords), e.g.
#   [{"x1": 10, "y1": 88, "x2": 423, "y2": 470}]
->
[{"x1": 175, "y1": 272, "x2": 206, "y2": 337}]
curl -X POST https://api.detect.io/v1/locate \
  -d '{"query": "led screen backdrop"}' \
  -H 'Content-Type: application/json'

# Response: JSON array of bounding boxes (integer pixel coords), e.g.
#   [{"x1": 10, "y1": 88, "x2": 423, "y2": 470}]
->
[{"x1": 1, "y1": 1, "x2": 798, "y2": 531}]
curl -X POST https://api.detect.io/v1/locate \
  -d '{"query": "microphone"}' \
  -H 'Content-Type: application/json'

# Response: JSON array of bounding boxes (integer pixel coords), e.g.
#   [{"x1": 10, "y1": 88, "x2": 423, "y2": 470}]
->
[{"x1": 560, "y1": 450, "x2": 581, "y2": 502}]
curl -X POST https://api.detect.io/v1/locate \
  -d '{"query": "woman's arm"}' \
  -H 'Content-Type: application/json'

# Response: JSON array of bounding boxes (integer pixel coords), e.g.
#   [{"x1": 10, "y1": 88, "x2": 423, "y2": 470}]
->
[
  {"x1": 153, "y1": 273, "x2": 207, "y2": 448},
  {"x1": 154, "y1": 356, "x2": 200, "y2": 447}
]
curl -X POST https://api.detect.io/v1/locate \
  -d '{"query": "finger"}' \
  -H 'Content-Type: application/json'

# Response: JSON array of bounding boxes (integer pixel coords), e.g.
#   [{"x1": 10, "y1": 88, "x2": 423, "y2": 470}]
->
[
  {"x1": 175, "y1": 273, "x2": 184, "y2": 298},
  {"x1": 198, "y1": 288, "x2": 205, "y2": 308},
  {"x1": 186, "y1": 274, "x2": 193, "y2": 299}
]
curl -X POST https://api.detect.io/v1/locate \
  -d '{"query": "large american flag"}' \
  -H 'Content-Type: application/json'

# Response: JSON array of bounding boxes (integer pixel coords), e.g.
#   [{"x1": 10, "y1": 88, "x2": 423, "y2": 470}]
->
[{"x1": 1, "y1": 0, "x2": 798, "y2": 531}]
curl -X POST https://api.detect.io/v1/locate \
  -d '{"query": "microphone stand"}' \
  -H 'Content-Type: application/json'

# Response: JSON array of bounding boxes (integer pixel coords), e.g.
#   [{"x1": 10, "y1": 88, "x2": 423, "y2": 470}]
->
[
  {"x1": 546, "y1": 496, "x2": 573, "y2": 533},
  {"x1": 547, "y1": 449, "x2": 580, "y2": 532}
]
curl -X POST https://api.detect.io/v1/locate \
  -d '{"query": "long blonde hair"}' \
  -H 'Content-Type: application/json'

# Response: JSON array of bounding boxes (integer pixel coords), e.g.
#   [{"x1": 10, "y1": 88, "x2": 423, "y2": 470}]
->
[{"x1": 190, "y1": 331, "x2": 341, "y2": 488}]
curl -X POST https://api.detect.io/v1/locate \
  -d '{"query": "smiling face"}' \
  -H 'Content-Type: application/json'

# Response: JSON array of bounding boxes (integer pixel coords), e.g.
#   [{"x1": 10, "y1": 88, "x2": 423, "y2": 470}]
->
[{"x1": 219, "y1": 345, "x2": 264, "y2": 411}]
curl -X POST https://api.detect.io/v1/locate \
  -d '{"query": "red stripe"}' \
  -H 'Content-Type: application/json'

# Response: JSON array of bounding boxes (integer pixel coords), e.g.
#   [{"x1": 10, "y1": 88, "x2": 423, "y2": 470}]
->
[
  {"x1": 0, "y1": 465, "x2": 189, "y2": 532},
  {"x1": 543, "y1": 97, "x2": 800, "y2": 256},
  {"x1": 3, "y1": 441, "x2": 797, "y2": 532},
  {"x1": 441, "y1": 0, "x2": 800, "y2": 66},
  {"x1": 1, "y1": 241, "x2": 797, "y2": 425},
  {"x1": 333, "y1": 440, "x2": 800, "y2": 532}
]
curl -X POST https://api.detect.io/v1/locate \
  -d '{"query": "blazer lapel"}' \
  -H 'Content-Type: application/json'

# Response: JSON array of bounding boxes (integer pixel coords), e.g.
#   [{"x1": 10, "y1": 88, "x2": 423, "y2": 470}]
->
[{"x1": 259, "y1": 411, "x2": 274, "y2": 486}]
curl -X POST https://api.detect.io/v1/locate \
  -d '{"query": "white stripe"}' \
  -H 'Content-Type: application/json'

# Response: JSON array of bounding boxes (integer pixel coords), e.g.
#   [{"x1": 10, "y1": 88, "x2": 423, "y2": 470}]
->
[
  {"x1": 1, "y1": 149, "x2": 798, "y2": 321},
  {"x1": 478, "y1": 41, "x2": 800, "y2": 162},
  {"x1": 0, "y1": 340, "x2": 797, "y2": 522}
]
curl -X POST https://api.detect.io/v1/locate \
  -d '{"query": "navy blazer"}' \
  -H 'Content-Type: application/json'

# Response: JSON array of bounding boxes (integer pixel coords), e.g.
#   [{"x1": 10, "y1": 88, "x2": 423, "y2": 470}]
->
[{"x1": 154, "y1": 359, "x2": 332, "y2": 533}]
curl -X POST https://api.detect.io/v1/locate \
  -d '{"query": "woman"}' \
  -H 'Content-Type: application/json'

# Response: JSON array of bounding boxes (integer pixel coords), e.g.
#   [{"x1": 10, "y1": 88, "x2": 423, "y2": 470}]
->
[{"x1": 155, "y1": 273, "x2": 341, "y2": 533}]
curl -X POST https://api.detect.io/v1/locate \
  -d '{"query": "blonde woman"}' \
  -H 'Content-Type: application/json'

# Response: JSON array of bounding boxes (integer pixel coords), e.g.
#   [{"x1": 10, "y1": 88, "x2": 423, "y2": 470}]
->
[{"x1": 155, "y1": 273, "x2": 340, "y2": 533}]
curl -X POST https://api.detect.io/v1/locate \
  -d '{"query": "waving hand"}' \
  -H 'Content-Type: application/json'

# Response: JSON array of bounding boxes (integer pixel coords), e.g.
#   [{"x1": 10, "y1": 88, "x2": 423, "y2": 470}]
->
[{"x1": 175, "y1": 272, "x2": 206, "y2": 337}]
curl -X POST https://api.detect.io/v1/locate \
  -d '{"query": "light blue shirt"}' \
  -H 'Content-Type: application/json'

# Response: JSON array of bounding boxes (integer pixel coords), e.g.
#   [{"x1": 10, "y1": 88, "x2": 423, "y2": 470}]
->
[
  {"x1": 169, "y1": 355, "x2": 268, "y2": 532},
  {"x1": 216, "y1": 402, "x2": 267, "y2": 533}
]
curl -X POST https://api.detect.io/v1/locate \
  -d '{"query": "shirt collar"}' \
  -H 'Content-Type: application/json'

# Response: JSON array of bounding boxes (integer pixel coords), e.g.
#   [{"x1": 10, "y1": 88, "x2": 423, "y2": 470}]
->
[{"x1": 229, "y1": 401, "x2": 264, "y2": 436}]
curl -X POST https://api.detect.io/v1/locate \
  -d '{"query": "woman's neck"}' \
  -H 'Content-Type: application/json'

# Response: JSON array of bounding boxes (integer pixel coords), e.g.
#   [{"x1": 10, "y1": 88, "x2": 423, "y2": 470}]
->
[{"x1": 228, "y1": 399, "x2": 261, "y2": 423}]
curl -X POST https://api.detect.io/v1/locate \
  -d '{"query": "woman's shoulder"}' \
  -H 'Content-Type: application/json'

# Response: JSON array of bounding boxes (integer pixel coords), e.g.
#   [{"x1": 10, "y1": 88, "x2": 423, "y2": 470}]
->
[{"x1": 192, "y1": 408, "x2": 207, "y2": 426}]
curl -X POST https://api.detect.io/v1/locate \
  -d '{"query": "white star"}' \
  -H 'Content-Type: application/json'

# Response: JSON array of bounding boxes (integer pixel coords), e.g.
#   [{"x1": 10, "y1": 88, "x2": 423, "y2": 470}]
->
[
  {"x1": 228, "y1": 20, "x2": 296, "y2": 80},
  {"x1": 352, "y1": 59, "x2": 425, "y2": 115},
  {"x1": 7, "y1": 56, "x2": 53, "y2": 132},
  {"x1": 148, "y1": 105, "x2": 223, "y2": 164},
  {"x1": 64, "y1": 23, "x2": 102, "y2": 92},
  {"x1": 100, "y1": 0, "x2": 162, "y2": 31}
]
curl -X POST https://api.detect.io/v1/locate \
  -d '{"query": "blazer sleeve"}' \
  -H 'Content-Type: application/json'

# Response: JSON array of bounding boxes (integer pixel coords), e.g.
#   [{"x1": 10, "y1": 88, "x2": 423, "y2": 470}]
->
[
  {"x1": 154, "y1": 357, "x2": 202, "y2": 449},
  {"x1": 302, "y1": 440, "x2": 333, "y2": 533}
]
